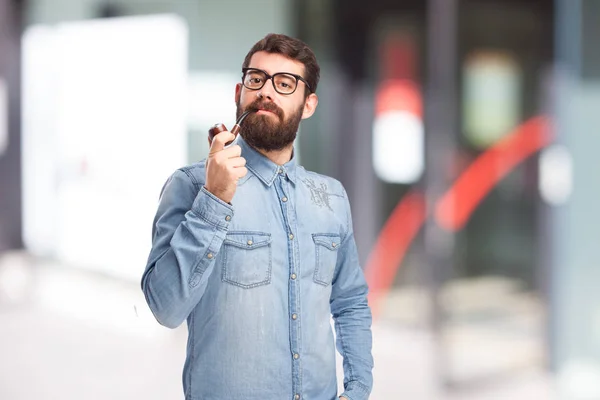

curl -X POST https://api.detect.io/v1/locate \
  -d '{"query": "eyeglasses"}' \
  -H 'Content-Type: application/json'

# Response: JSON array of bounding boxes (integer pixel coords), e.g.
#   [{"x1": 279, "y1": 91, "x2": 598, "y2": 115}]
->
[{"x1": 241, "y1": 67, "x2": 313, "y2": 95}]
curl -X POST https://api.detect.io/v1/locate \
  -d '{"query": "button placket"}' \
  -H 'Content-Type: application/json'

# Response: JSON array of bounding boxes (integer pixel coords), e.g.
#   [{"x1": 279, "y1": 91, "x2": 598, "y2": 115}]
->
[{"x1": 275, "y1": 169, "x2": 302, "y2": 394}]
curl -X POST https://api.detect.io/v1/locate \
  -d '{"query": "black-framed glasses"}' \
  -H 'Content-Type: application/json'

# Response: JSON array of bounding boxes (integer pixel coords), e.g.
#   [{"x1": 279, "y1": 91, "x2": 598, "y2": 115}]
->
[{"x1": 242, "y1": 67, "x2": 313, "y2": 95}]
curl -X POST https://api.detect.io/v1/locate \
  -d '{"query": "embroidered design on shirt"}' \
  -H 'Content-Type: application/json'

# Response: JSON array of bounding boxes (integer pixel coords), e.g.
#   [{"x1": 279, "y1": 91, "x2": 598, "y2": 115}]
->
[{"x1": 305, "y1": 178, "x2": 333, "y2": 211}]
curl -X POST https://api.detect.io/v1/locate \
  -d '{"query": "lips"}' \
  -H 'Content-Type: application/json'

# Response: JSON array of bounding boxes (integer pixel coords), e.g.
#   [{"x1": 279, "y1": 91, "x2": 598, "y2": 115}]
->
[{"x1": 249, "y1": 101, "x2": 281, "y2": 115}]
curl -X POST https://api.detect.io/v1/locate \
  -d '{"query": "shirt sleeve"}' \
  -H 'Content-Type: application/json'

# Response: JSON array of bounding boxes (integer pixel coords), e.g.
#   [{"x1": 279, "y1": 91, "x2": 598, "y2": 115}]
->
[
  {"x1": 141, "y1": 168, "x2": 234, "y2": 328},
  {"x1": 330, "y1": 187, "x2": 374, "y2": 400}
]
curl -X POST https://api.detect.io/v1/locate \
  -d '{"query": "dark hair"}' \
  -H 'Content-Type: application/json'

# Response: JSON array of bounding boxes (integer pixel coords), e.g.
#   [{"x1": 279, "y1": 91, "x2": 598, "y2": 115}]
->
[{"x1": 242, "y1": 33, "x2": 320, "y2": 95}]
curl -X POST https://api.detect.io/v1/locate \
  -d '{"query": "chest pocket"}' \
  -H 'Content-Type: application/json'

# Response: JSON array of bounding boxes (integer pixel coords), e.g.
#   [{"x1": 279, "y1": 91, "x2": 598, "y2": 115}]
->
[
  {"x1": 221, "y1": 232, "x2": 272, "y2": 289},
  {"x1": 312, "y1": 233, "x2": 341, "y2": 286}
]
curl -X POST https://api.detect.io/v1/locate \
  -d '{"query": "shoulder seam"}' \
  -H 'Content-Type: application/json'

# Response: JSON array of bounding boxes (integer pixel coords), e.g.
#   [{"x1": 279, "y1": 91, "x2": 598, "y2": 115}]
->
[{"x1": 178, "y1": 162, "x2": 206, "y2": 191}]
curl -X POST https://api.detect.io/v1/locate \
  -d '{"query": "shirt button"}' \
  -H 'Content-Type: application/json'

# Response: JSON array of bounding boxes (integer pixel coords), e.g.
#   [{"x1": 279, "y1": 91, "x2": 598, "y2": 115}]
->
[
  {"x1": 207, "y1": 253, "x2": 213, "y2": 259},
  {"x1": 332, "y1": 242, "x2": 337, "y2": 248},
  {"x1": 293, "y1": 353, "x2": 299, "y2": 360},
  {"x1": 225, "y1": 215, "x2": 231, "y2": 221},
  {"x1": 278, "y1": 168, "x2": 284, "y2": 174},
  {"x1": 282, "y1": 197, "x2": 288, "y2": 202},
  {"x1": 291, "y1": 273, "x2": 297, "y2": 280},
  {"x1": 292, "y1": 314, "x2": 298, "y2": 320},
  {"x1": 289, "y1": 233, "x2": 294, "y2": 240},
  {"x1": 247, "y1": 240, "x2": 253, "y2": 246},
  {"x1": 295, "y1": 395, "x2": 300, "y2": 400}
]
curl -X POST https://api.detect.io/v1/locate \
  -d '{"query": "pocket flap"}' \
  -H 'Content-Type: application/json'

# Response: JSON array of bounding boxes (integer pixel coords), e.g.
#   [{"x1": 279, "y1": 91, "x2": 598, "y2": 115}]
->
[
  {"x1": 312, "y1": 233, "x2": 341, "y2": 251},
  {"x1": 224, "y1": 231, "x2": 272, "y2": 249}
]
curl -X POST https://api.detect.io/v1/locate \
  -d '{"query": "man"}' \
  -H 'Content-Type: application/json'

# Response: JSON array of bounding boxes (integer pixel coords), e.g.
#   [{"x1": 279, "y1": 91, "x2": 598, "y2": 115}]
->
[{"x1": 141, "y1": 33, "x2": 373, "y2": 400}]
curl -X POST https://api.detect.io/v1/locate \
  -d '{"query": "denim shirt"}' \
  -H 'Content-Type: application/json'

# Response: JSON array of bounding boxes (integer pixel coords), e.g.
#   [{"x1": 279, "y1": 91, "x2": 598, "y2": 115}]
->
[{"x1": 141, "y1": 135, "x2": 373, "y2": 400}]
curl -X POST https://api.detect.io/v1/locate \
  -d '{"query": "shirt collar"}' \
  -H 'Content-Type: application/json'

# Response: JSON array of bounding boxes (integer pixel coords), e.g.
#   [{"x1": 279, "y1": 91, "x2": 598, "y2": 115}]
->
[{"x1": 237, "y1": 134, "x2": 297, "y2": 186}]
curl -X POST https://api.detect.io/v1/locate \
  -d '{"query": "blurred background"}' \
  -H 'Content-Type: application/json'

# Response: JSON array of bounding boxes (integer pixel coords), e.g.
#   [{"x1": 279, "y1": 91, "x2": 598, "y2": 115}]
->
[{"x1": 0, "y1": 0, "x2": 599, "y2": 398}]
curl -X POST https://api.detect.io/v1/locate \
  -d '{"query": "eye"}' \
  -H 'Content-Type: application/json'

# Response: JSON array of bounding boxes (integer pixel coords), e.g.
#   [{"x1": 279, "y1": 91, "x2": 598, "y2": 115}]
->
[
  {"x1": 274, "y1": 74, "x2": 297, "y2": 91},
  {"x1": 245, "y1": 71, "x2": 266, "y2": 87}
]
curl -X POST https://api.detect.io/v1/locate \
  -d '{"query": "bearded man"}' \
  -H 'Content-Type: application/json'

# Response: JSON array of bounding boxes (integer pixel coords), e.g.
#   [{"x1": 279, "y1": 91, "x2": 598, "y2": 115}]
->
[{"x1": 141, "y1": 33, "x2": 374, "y2": 400}]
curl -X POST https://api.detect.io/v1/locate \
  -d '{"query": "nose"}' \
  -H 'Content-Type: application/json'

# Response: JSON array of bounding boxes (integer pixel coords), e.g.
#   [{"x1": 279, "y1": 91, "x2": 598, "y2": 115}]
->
[{"x1": 258, "y1": 77, "x2": 277, "y2": 100}]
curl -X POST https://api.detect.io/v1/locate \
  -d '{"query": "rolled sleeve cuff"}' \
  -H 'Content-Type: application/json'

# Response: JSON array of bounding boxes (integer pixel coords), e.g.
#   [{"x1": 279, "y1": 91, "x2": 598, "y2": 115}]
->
[
  {"x1": 191, "y1": 186, "x2": 234, "y2": 231},
  {"x1": 340, "y1": 381, "x2": 371, "y2": 400}
]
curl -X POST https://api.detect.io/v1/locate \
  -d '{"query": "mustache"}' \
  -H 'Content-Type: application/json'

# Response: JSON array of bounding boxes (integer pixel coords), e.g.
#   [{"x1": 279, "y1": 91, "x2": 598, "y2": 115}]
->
[{"x1": 246, "y1": 100, "x2": 284, "y2": 119}]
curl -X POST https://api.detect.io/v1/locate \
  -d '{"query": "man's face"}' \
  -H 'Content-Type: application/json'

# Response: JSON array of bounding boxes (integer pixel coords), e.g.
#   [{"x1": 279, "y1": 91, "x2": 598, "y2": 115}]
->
[{"x1": 235, "y1": 51, "x2": 318, "y2": 152}]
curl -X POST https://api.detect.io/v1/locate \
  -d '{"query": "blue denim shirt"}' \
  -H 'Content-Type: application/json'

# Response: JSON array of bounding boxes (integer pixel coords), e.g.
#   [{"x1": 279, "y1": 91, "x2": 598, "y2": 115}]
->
[{"x1": 141, "y1": 135, "x2": 373, "y2": 400}]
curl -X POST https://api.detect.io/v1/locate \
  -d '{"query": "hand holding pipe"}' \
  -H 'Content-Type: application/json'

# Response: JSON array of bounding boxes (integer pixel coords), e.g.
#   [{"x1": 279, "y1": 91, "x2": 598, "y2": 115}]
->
[{"x1": 208, "y1": 110, "x2": 253, "y2": 147}]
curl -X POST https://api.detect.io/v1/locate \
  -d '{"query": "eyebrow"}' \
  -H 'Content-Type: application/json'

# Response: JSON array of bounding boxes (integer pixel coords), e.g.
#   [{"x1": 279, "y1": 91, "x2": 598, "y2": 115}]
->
[{"x1": 247, "y1": 67, "x2": 302, "y2": 76}]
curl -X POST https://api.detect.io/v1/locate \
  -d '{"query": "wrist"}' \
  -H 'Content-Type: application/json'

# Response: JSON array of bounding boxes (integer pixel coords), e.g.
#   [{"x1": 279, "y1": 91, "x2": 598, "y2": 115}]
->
[{"x1": 203, "y1": 185, "x2": 230, "y2": 204}]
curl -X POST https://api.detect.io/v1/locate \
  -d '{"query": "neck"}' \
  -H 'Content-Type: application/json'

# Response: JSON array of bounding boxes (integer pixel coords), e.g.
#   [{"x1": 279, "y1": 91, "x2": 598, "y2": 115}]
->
[{"x1": 256, "y1": 144, "x2": 294, "y2": 166}]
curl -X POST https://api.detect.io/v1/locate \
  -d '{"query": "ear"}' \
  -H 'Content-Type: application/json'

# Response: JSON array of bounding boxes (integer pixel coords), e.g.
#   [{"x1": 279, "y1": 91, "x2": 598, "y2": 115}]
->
[
  {"x1": 301, "y1": 93, "x2": 318, "y2": 120},
  {"x1": 235, "y1": 83, "x2": 242, "y2": 104}
]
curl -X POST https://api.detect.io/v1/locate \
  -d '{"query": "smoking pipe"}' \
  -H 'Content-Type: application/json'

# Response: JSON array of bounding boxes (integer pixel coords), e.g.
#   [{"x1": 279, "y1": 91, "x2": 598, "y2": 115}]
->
[{"x1": 208, "y1": 110, "x2": 254, "y2": 146}]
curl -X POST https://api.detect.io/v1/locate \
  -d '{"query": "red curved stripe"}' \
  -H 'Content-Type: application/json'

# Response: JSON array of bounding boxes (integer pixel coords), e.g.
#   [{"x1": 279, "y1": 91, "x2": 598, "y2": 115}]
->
[
  {"x1": 366, "y1": 115, "x2": 553, "y2": 317},
  {"x1": 366, "y1": 191, "x2": 426, "y2": 315},
  {"x1": 436, "y1": 116, "x2": 552, "y2": 231}
]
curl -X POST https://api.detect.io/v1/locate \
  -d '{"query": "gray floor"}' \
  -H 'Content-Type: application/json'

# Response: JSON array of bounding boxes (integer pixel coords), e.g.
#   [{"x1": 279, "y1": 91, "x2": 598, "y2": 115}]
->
[{"x1": 0, "y1": 252, "x2": 556, "y2": 399}]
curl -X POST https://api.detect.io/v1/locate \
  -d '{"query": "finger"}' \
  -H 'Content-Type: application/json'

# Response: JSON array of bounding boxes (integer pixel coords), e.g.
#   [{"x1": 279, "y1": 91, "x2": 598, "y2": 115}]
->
[
  {"x1": 221, "y1": 145, "x2": 242, "y2": 159},
  {"x1": 234, "y1": 166, "x2": 248, "y2": 179},
  {"x1": 209, "y1": 131, "x2": 236, "y2": 154},
  {"x1": 227, "y1": 156, "x2": 246, "y2": 168}
]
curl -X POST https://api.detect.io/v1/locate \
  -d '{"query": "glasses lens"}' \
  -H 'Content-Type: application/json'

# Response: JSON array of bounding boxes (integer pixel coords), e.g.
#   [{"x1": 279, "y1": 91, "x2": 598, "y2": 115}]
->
[
  {"x1": 273, "y1": 73, "x2": 297, "y2": 94},
  {"x1": 244, "y1": 70, "x2": 267, "y2": 90}
]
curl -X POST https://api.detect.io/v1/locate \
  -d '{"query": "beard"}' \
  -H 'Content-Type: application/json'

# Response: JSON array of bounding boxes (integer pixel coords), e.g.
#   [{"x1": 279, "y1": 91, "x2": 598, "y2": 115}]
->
[{"x1": 236, "y1": 98, "x2": 303, "y2": 152}]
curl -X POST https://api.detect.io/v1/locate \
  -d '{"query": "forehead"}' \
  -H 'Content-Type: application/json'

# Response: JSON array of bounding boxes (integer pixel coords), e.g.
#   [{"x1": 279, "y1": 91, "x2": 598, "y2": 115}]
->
[{"x1": 248, "y1": 51, "x2": 305, "y2": 76}]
